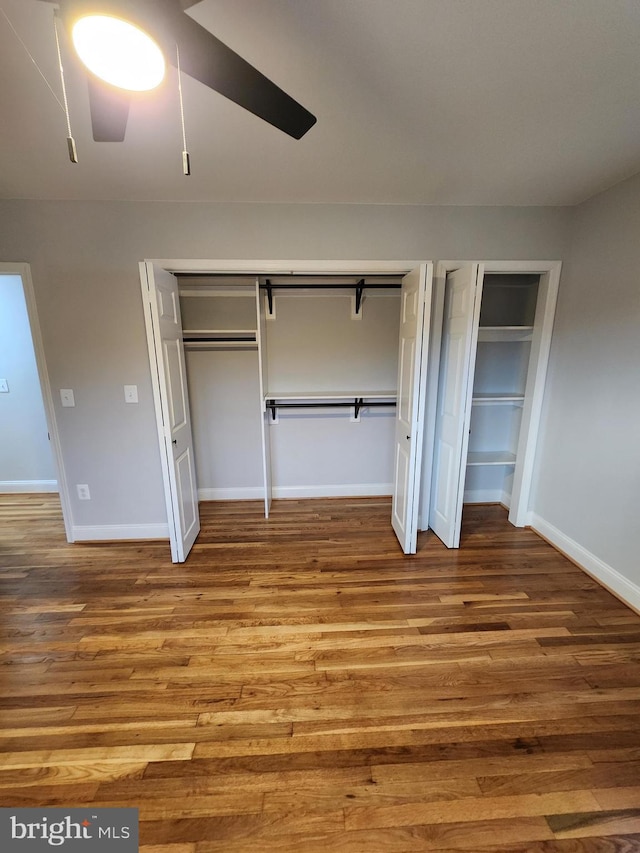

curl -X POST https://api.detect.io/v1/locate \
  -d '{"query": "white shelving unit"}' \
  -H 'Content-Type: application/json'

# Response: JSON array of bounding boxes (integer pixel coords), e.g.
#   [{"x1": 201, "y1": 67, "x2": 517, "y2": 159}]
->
[
  {"x1": 428, "y1": 262, "x2": 560, "y2": 549},
  {"x1": 471, "y1": 392, "x2": 525, "y2": 405},
  {"x1": 466, "y1": 273, "x2": 540, "y2": 502},
  {"x1": 477, "y1": 326, "x2": 533, "y2": 342},
  {"x1": 181, "y1": 283, "x2": 258, "y2": 348},
  {"x1": 178, "y1": 278, "x2": 264, "y2": 502}
]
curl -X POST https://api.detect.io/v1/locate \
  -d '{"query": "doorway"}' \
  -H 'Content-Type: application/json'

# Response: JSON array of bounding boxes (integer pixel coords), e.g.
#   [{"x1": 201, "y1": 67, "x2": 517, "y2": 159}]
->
[{"x1": 0, "y1": 263, "x2": 73, "y2": 540}]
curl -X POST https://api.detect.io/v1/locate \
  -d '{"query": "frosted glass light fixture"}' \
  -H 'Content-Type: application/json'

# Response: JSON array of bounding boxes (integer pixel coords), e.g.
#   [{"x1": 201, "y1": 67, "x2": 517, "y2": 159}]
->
[{"x1": 71, "y1": 15, "x2": 165, "y2": 91}]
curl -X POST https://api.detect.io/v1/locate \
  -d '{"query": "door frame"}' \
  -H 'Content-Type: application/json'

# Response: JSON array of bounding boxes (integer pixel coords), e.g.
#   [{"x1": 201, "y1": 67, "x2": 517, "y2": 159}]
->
[
  {"x1": 422, "y1": 259, "x2": 561, "y2": 535},
  {"x1": 0, "y1": 262, "x2": 73, "y2": 541},
  {"x1": 141, "y1": 258, "x2": 426, "y2": 557}
]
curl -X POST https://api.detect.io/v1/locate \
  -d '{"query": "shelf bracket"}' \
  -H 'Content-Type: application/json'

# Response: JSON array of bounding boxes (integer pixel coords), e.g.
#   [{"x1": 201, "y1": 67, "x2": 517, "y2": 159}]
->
[
  {"x1": 354, "y1": 279, "x2": 365, "y2": 316},
  {"x1": 354, "y1": 397, "x2": 363, "y2": 419},
  {"x1": 264, "y1": 279, "x2": 274, "y2": 317}
]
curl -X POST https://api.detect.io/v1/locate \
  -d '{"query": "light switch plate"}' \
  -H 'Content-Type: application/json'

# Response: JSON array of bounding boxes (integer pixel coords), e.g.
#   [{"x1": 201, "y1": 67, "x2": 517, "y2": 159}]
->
[
  {"x1": 60, "y1": 389, "x2": 75, "y2": 407},
  {"x1": 124, "y1": 385, "x2": 138, "y2": 403},
  {"x1": 0, "y1": 379, "x2": 8, "y2": 393}
]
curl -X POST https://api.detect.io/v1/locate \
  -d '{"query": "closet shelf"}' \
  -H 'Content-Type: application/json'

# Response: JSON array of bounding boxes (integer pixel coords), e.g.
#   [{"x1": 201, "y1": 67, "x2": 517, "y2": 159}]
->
[
  {"x1": 264, "y1": 390, "x2": 395, "y2": 401},
  {"x1": 472, "y1": 393, "x2": 525, "y2": 406},
  {"x1": 183, "y1": 330, "x2": 257, "y2": 350},
  {"x1": 467, "y1": 451, "x2": 517, "y2": 467},
  {"x1": 183, "y1": 329, "x2": 256, "y2": 339},
  {"x1": 264, "y1": 391, "x2": 396, "y2": 421},
  {"x1": 260, "y1": 279, "x2": 401, "y2": 316},
  {"x1": 478, "y1": 326, "x2": 533, "y2": 342}
]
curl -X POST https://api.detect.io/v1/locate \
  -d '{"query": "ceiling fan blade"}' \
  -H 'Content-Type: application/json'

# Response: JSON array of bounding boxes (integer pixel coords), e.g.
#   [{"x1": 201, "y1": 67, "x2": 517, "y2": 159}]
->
[
  {"x1": 87, "y1": 77, "x2": 131, "y2": 141},
  {"x1": 55, "y1": 0, "x2": 315, "y2": 140},
  {"x1": 167, "y1": 6, "x2": 317, "y2": 139}
]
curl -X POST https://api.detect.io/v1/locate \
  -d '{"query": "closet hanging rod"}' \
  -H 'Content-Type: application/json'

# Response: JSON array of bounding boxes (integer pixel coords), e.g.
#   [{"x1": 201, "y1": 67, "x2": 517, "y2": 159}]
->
[
  {"x1": 260, "y1": 279, "x2": 401, "y2": 316},
  {"x1": 183, "y1": 335, "x2": 256, "y2": 342},
  {"x1": 266, "y1": 398, "x2": 396, "y2": 421}
]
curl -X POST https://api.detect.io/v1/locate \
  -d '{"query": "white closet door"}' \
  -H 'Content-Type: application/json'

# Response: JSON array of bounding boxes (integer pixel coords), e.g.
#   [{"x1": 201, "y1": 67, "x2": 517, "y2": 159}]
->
[
  {"x1": 391, "y1": 264, "x2": 432, "y2": 554},
  {"x1": 429, "y1": 264, "x2": 482, "y2": 548},
  {"x1": 142, "y1": 262, "x2": 200, "y2": 562},
  {"x1": 256, "y1": 280, "x2": 272, "y2": 517}
]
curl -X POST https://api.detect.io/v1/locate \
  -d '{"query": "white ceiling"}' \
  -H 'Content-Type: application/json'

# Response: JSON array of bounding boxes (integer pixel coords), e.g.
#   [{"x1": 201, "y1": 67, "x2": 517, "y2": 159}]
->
[{"x1": 1, "y1": 0, "x2": 640, "y2": 205}]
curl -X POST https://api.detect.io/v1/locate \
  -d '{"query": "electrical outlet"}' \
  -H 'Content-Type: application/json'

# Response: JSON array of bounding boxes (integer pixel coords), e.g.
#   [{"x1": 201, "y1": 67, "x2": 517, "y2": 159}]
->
[
  {"x1": 0, "y1": 378, "x2": 8, "y2": 393},
  {"x1": 60, "y1": 389, "x2": 75, "y2": 407},
  {"x1": 76, "y1": 484, "x2": 90, "y2": 500},
  {"x1": 124, "y1": 384, "x2": 138, "y2": 403}
]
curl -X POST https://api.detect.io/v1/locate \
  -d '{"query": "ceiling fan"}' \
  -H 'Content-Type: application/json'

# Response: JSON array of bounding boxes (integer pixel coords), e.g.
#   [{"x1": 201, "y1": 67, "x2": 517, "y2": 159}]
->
[{"x1": 38, "y1": 0, "x2": 317, "y2": 143}]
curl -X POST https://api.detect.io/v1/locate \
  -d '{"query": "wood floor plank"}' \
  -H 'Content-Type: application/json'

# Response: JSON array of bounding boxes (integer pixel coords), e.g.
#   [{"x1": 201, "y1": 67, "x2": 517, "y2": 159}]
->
[
  {"x1": 1, "y1": 495, "x2": 639, "y2": 850},
  {"x1": 343, "y1": 790, "x2": 602, "y2": 831},
  {"x1": 194, "y1": 817, "x2": 555, "y2": 853}
]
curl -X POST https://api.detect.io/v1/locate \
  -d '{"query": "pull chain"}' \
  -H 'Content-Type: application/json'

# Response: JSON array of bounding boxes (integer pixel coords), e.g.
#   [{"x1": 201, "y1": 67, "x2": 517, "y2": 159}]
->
[
  {"x1": 53, "y1": 9, "x2": 78, "y2": 163},
  {"x1": 176, "y1": 45, "x2": 191, "y2": 175}
]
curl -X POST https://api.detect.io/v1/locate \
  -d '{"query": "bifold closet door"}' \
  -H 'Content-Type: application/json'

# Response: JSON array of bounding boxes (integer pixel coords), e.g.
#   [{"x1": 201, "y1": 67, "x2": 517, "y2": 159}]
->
[
  {"x1": 255, "y1": 279, "x2": 272, "y2": 517},
  {"x1": 141, "y1": 262, "x2": 200, "y2": 562},
  {"x1": 391, "y1": 263, "x2": 432, "y2": 554},
  {"x1": 429, "y1": 264, "x2": 482, "y2": 548}
]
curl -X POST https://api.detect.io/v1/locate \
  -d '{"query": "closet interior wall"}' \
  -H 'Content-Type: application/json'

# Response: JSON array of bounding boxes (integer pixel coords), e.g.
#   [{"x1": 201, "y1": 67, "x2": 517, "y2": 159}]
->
[
  {"x1": 262, "y1": 276, "x2": 401, "y2": 498},
  {"x1": 178, "y1": 276, "x2": 263, "y2": 501},
  {"x1": 177, "y1": 274, "x2": 403, "y2": 504}
]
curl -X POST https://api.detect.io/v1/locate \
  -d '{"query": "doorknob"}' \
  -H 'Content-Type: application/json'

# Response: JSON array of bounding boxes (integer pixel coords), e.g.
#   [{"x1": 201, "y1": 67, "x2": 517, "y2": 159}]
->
[
  {"x1": 406, "y1": 435, "x2": 410, "y2": 440},
  {"x1": 172, "y1": 439, "x2": 177, "y2": 445}
]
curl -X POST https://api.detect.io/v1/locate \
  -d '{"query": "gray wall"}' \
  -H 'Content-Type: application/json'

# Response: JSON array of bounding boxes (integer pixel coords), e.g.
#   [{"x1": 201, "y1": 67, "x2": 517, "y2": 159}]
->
[
  {"x1": 0, "y1": 199, "x2": 570, "y2": 533},
  {"x1": 532, "y1": 172, "x2": 640, "y2": 584},
  {"x1": 0, "y1": 273, "x2": 56, "y2": 488}
]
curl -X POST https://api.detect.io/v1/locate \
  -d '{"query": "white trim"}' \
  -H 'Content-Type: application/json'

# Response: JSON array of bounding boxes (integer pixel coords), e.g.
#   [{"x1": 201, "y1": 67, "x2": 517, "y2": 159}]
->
[
  {"x1": 72, "y1": 523, "x2": 170, "y2": 541},
  {"x1": 273, "y1": 483, "x2": 392, "y2": 499},
  {"x1": 199, "y1": 484, "x2": 393, "y2": 500},
  {"x1": 0, "y1": 480, "x2": 58, "y2": 493},
  {"x1": 437, "y1": 260, "x2": 562, "y2": 275},
  {"x1": 529, "y1": 513, "x2": 640, "y2": 615},
  {"x1": 0, "y1": 263, "x2": 74, "y2": 541},
  {"x1": 152, "y1": 259, "x2": 422, "y2": 275},
  {"x1": 463, "y1": 489, "x2": 511, "y2": 506},
  {"x1": 508, "y1": 263, "x2": 561, "y2": 526},
  {"x1": 198, "y1": 487, "x2": 264, "y2": 501}
]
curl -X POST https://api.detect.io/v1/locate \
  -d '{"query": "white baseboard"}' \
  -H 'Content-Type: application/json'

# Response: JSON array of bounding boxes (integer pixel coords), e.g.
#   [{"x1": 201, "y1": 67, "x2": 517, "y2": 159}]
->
[
  {"x1": 272, "y1": 483, "x2": 392, "y2": 499},
  {"x1": 198, "y1": 484, "x2": 392, "y2": 501},
  {"x1": 198, "y1": 487, "x2": 264, "y2": 501},
  {"x1": 529, "y1": 513, "x2": 640, "y2": 615},
  {"x1": 72, "y1": 523, "x2": 169, "y2": 542},
  {"x1": 464, "y1": 489, "x2": 511, "y2": 507},
  {"x1": 0, "y1": 480, "x2": 58, "y2": 493}
]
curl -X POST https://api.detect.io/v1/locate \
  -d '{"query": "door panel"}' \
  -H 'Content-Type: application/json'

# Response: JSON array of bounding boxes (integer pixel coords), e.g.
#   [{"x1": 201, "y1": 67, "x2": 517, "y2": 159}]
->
[
  {"x1": 176, "y1": 447, "x2": 197, "y2": 535},
  {"x1": 164, "y1": 339, "x2": 188, "y2": 431},
  {"x1": 391, "y1": 263, "x2": 432, "y2": 554},
  {"x1": 142, "y1": 262, "x2": 200, "y2": 562},
  {"x1": 429, "y1": 264, "x2": 482, "y2": 548}
]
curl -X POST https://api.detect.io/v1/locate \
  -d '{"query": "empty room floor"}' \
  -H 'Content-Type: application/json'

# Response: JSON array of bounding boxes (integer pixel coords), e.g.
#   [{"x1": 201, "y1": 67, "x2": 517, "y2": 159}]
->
[{"x1": 1, "y1": 494, "x2": 640, "y2": 851}]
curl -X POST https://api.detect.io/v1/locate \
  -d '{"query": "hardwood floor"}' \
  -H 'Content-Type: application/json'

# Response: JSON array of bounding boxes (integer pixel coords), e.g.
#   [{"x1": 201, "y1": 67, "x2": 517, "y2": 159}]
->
[{"x1": 1, "y1": 493, "x2": 640, "y2": 851}]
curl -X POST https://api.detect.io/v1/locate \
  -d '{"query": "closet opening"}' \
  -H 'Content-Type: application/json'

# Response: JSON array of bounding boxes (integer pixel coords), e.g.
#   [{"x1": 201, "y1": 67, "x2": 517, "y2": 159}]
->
[
  {"x1": 177, "y1": 272, "x2": 404, "y2": 507},
  {"x1": 141, "y1": 260, "x2": 433, "y2": 561},
  {"x1": 0, "y1": 264, "x2": 72, "y2": 542},
  {"x1": 427, "y1": 261, "x2": 561, "y2": 549}
]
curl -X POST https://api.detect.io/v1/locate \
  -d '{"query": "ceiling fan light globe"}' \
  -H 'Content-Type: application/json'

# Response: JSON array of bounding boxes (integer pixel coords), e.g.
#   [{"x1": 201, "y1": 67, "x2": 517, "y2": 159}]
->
[{"x1": 71, "y1": 15, "x2": 165, "y2": 92}]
